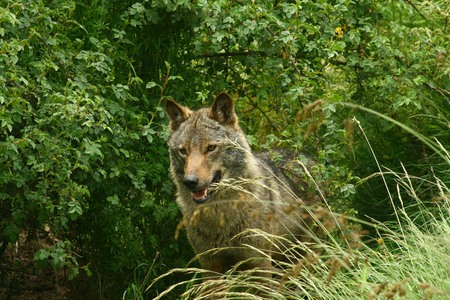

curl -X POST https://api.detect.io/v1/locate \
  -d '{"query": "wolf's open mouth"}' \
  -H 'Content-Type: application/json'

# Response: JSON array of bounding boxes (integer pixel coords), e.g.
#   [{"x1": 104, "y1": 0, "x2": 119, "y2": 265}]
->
[{"x1": 192, "y1": 171, "x2": 222, "y2": 204}]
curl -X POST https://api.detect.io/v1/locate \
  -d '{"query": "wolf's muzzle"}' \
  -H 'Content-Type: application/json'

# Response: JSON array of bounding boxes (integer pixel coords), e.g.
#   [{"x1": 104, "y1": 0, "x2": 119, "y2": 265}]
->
[{"x1": 182, "y1": 171, "x2": 222, "y2": 203}]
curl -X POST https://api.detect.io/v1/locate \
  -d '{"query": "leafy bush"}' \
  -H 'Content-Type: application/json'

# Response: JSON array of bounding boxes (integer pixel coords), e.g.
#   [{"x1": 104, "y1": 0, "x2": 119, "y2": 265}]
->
[{"x1": 0, "y1": 0, "x2": 190, "y2": 297}]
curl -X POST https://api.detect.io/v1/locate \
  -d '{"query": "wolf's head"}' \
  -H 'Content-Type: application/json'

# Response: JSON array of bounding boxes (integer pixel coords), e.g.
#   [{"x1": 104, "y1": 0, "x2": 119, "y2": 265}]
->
[{"x1": 165, "y1": 92, "x2": 252, "y2": 204}]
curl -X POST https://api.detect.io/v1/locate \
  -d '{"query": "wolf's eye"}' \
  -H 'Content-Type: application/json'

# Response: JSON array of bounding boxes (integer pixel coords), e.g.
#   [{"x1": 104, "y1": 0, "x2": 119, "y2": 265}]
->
[
  {"x1": 207, "y1": 145, "x2": 217, "y2": 152},
  {"x1": 178, "y1": 148, "x2": 187, "y2": 156}
]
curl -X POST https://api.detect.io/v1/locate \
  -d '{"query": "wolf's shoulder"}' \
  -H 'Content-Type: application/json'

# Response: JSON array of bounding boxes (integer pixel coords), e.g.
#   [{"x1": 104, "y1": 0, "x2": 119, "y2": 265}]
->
[
  {"x1": 254, "y1": 148, "x2": 318, "y2": 203},
  {"x1": 254, "y1": 148, "x2": 314, "y2": 172}
]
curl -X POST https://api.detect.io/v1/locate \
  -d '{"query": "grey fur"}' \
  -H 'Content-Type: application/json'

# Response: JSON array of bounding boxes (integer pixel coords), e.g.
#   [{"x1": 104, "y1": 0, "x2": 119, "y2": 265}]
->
[{"x1": 166, "y1": 92, "x2": 318, "y2": 276}]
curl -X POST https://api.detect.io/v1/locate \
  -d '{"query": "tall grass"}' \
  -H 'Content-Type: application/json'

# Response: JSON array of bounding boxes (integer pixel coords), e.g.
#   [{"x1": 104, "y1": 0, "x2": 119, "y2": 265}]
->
[
  {"x1": 148, "y1": 194, "x2": 449, "y2": 299},
  {"x1": 144, "y1": 122, "x2": 449, "y2": 300}
]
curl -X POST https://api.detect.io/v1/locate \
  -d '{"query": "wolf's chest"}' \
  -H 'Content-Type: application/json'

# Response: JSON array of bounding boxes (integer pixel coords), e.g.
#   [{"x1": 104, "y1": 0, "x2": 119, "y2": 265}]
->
[{"x1": 185, "y1": 201, "x2": 269, "y2": 240}]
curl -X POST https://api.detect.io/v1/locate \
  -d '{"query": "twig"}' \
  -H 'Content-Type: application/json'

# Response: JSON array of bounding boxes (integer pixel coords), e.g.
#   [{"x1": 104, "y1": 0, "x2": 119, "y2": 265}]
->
[
  {"x1": 241, "y1": 92, "x2": 280, "y2": 133},
  {"x1": 423, "y1": 82, "x2": 450, "y2": 98},
  {"x1": 196, "y1": 51, "x2": 267, "y2": 59},
  {"x1": 403, "y1": 0, "x2": 428, "y2": 23}
]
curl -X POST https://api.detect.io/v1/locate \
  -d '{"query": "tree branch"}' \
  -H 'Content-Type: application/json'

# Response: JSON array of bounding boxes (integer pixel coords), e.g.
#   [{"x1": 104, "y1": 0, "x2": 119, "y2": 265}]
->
[
  {"x1": 403, "y1": 0, "x2": 428, "y2": 24},
  {"x1": 196, "y1": 51, "x2": 267, "y2": 59}
]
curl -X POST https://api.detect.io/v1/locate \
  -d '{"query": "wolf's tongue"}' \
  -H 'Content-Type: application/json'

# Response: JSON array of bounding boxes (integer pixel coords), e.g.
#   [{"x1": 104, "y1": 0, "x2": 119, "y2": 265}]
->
[{"x1": 192, "y1": 188, "x2": 207, "y2": 200}]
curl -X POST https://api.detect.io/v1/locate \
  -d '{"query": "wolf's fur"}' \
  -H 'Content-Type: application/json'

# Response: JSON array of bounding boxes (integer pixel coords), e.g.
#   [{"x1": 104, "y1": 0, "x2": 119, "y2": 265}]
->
[{"x1": 165, "y1": 92, "x2": 318, "y2": 276}]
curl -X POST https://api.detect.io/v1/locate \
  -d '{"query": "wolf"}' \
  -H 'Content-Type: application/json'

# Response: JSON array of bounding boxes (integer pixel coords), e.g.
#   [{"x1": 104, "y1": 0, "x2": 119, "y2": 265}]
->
[{"x1": 165, "y1": 92, "x2": 319, "y2": 277}]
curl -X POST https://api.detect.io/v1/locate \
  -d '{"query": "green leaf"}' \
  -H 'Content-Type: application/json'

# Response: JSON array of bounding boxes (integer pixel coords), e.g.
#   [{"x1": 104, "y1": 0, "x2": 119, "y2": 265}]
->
[
  {"x1": 68, "y1": 201, "x2": 83, "y2": 217},
  {"x1": 146, "y1": 81, "x2": 159, "y2": 89},
  {"x1": 83, "y1": 139, "x2": 103, "y2": 158},
  {"x1": 35, "y1": 249, "x2": 50, "y2": 262},
  {"x1": 106, "y1": 194, "x2": 120, "y2": 205},
  {"x1": 4, "y1": 224, "x2": 20, "y2": 243}
]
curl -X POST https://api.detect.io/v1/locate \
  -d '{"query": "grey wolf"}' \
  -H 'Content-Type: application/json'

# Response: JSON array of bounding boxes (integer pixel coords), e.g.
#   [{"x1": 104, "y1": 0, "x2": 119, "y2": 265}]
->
[{"x1": 165, "y1": 92, "x2": 319, "y2": 277}]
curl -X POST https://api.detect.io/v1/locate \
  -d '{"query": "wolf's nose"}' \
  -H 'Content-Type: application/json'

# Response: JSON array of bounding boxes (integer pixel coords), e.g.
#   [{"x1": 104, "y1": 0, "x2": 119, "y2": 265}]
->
[{"x1": 183, "y1": 175, "x2": 199, "y2": 190}]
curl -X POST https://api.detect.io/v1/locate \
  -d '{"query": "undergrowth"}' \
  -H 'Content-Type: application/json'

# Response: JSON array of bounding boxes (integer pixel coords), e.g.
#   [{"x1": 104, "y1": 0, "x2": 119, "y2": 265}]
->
[
  {"x1": 143, "y1": 121, "x2": 449, "y2": 300},
  {"x1": 148, "y1": 194, "x2": 449, "y2": 299}
]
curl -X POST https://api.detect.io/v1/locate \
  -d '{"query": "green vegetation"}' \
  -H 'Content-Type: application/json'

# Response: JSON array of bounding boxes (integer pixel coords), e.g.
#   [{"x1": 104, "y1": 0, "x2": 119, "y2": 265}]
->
[
  {"x1": 0, "y1": 0, "x2": 448, "y2": 299},
  {"x1": 151, "y1": 153, "x2": 450, "y2": 299}
]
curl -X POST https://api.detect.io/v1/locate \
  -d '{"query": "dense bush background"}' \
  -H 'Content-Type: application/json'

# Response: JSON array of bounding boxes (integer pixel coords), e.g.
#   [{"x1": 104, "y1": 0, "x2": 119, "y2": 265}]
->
[{"x1": 1, "y1": 0, "x2": 448, "y2": 298}]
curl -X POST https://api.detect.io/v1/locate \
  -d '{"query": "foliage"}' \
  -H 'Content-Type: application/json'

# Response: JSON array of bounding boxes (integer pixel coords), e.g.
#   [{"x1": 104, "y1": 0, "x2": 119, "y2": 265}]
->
[
  {"x1": 0, "y1": 0, "x2": 189, "y2": 297},
  {"x1": 0, "y1": 0, "x2": 448, "y2": 298}
]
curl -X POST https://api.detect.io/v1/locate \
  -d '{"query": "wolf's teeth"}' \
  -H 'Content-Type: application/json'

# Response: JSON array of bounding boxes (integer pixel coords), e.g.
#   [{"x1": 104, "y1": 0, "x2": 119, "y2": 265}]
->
[{"x1": 193, "y1": 188, "x2": 208, "y2": 200}]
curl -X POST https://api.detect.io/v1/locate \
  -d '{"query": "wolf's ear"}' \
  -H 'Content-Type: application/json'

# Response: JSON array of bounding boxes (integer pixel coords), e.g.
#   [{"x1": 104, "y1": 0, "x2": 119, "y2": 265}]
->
[
  {"x1": 210, "y1": 92, "x2": 237, "y2": 127},
  {"x1": 165, "y1": 99, "x2": 191, "y2": 131}
]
